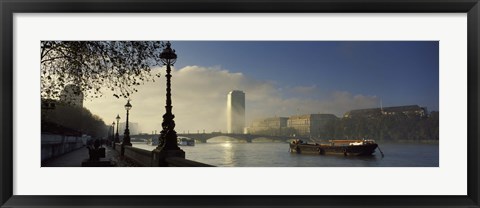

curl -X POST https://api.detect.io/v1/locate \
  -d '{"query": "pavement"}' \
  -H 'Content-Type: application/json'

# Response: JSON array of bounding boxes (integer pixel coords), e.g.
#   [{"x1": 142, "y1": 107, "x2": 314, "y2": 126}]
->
[{"x1": 42, "y1": 145, "x2": 139, "y2": 167}]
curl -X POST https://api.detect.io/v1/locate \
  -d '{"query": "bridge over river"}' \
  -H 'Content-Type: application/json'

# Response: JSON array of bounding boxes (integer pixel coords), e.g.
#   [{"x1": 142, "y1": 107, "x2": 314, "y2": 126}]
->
[{"x1": 129, "y1": 133, "x2": 308, "y2": 143}]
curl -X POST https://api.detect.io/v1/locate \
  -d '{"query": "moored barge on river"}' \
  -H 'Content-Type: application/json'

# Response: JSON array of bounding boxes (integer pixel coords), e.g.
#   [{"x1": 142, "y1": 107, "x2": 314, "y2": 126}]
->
[{"x1": 289, "y1": 139, "x2": 383, "y2": 156}]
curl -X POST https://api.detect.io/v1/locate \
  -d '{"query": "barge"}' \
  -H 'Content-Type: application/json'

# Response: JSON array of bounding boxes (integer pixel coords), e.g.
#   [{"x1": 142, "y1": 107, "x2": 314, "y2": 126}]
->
[{"x1": 289, "y1": 139, "x2": 383, "y2": 156}]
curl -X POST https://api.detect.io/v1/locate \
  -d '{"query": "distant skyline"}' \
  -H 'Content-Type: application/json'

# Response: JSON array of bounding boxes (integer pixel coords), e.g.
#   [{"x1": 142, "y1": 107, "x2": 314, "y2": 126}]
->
[{"x1": 83, "y1": 41, "x2": 439, "y2": 133}]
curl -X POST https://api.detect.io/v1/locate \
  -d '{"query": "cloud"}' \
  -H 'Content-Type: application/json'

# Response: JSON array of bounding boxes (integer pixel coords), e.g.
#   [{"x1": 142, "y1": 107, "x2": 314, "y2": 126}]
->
[{"x1": 84, "y1": 65, "x2": 378, "y2": 134}]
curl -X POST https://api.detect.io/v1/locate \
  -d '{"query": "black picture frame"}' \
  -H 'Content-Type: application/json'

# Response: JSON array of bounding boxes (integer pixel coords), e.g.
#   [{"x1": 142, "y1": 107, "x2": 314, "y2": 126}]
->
[{"x1": 1, "y1": 0, "x2": 479, "y2": 207}]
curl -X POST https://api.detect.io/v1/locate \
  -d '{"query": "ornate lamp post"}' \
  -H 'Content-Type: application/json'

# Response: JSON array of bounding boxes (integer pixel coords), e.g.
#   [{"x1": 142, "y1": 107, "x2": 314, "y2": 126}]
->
[
  {"x1": 115, "y1": 114, "x2": 120, "y2": 144},
  {"x1": 111, "y1": 122, "x2": 115, "y2": 146},
  {"x1": 156, "y1": 42, "x2": 182, "y2": 152},
  {"x1": 152, "y1": 41, "x2": 185, "y2": 166},
  {"x1": 122, "y1": 100, "x2": 133, "y2": 147}
]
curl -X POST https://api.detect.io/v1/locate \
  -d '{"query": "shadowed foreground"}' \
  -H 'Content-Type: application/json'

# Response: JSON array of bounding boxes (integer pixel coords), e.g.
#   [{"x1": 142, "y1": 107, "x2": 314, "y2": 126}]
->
[{"x1": 42, "y1": 146, "x2": 138, "y2": 167}]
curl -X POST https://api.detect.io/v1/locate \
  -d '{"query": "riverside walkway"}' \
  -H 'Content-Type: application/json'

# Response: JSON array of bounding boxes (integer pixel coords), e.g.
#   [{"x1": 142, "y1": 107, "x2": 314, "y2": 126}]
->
[{"x1": 42, "y1": 146, "x2": 138, "y2": 167}]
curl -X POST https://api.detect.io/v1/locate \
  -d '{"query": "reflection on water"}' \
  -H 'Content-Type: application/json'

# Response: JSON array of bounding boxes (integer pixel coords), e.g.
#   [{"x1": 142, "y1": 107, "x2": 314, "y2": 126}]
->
[
  {"x1": 221, "y1": 142, "x2": 235, "y2": 166},
  {"x1": 133, "y1": 140, "x2": 439, "y2": 167}
]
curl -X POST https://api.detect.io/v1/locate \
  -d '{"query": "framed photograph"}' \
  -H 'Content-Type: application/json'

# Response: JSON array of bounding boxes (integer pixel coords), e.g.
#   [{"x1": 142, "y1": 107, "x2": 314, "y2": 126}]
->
[{"x1": 1, "y1": 0, "x2": 479, "y2": 207}]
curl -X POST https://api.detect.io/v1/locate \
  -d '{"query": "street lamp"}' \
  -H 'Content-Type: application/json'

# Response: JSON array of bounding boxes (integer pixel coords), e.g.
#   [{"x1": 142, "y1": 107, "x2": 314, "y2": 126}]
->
[
  {"x1": 157, "y1": 41, "x2": 181, "y2": 151},
  {"x1": 115, "y1": 114, "x2": 120, "y2": 144},
  {"x1": 122, "y1": 100, "x2": 132, "y2": 147},
  {"x1": 111, "y1": 122, "x2": 115, "y2": 146}
]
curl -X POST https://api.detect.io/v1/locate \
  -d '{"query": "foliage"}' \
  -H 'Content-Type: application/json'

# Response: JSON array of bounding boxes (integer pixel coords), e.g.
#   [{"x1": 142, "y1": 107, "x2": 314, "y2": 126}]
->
[
  {"x1": 41, "y1": 41, "x2": 165, "y2": 100},
  {"x1": 41, "y1": 100, "x2": 108, "y2": 139}
]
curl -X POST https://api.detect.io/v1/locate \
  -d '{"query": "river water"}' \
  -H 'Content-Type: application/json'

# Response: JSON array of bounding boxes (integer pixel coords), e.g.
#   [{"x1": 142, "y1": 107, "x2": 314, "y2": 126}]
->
[{"x1": 133, "y1": 139, "x2": 438, "y2": 167}]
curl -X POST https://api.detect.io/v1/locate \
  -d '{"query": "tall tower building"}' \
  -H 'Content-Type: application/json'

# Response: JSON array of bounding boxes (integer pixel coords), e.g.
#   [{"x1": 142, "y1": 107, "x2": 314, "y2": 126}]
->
[{"x1": 227, "y1": 90, "x2": 245, "y2": 134}]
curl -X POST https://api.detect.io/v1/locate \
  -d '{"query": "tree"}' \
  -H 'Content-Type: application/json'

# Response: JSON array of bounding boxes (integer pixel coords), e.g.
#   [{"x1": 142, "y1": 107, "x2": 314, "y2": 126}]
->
[
  {"x1": 41, "y1": 41, "x2": 165, "y2": 100},
  {"x1": 41, "y1": 100, "x2": 108, "y2": 139}
]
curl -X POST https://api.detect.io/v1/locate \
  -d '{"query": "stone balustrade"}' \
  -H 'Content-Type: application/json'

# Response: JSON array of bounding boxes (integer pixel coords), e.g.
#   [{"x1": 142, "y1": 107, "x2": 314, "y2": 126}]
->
[
  {"x1": 165, "y1": 157, "x2": 214, "y2": 167},
  {"x1": 114, "y1": 143, "x2": 213, "y2": 167},
  {"x1": 123, "y1": 145, "x2": 153, "y2": 166}
]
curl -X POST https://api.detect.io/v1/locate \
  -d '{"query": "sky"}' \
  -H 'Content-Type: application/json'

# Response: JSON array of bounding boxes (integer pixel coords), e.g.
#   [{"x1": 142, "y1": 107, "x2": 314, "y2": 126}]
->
[{"x1": 83, "y1": 41, "x2": 439, "y2": 134}]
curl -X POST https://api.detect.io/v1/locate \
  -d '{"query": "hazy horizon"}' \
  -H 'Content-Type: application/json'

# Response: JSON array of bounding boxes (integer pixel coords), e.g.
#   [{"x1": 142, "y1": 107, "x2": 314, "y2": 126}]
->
[{"x1": 82, "y1": 41, "x2": 439, "y2": 134}]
